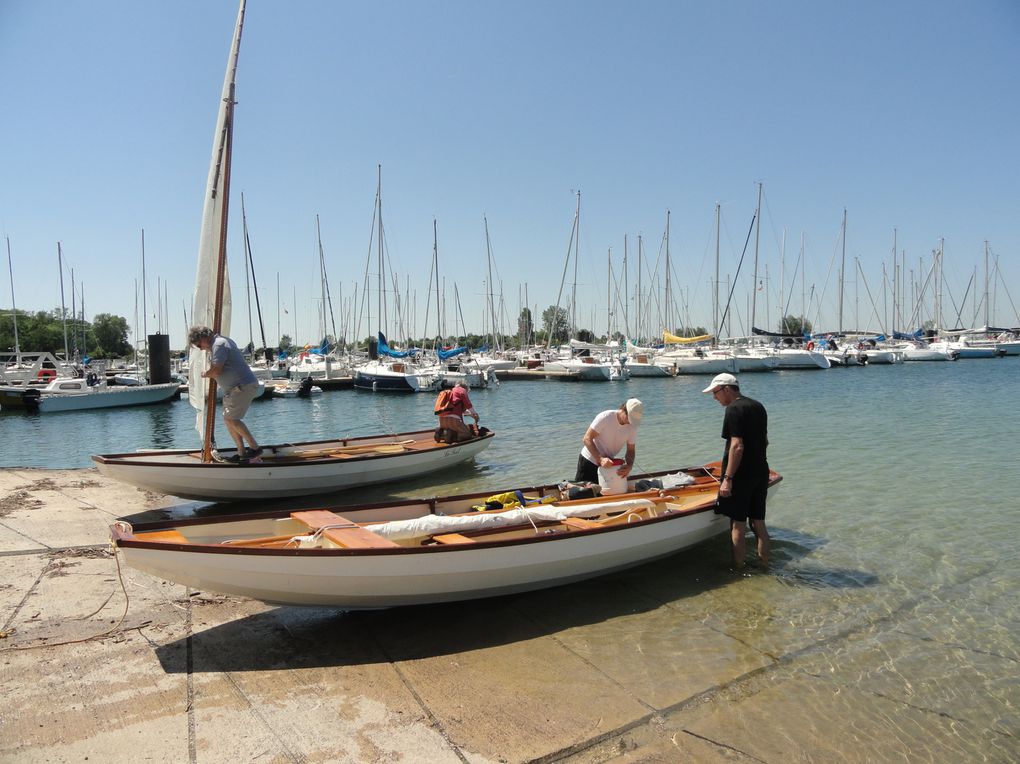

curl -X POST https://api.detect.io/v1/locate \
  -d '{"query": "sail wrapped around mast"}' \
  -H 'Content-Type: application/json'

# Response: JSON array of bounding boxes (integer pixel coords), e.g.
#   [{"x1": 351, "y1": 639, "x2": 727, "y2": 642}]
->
[
  {"x1": 437, "y1": 345, "x2": 467, "y2": 361},
  {"x1": 377, "y1": 332, "x2": 419, "y2": 359},
  {"x1": 662, "y1": 330, "x2": 713, "y2": 344},
  {"x1": 188, "y1": 0, "x2": 246, "y2": 436}
]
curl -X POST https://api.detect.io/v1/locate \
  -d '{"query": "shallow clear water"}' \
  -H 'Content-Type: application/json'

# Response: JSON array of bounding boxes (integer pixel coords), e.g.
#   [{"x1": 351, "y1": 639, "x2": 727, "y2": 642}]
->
[{"x1": 3, "y1": 359, "x2": 1018, "y2": 753}]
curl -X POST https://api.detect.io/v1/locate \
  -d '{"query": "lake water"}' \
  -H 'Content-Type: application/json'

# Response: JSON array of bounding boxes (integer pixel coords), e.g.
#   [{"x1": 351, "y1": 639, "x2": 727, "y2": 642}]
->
[{"x1": 2, "y1": 359, "x2": 1018, "y2": 756}]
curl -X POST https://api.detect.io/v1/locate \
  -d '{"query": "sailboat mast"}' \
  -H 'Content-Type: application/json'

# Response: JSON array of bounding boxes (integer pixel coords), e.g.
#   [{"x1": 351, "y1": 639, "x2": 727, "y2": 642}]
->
[
  {"x1": 984, "y1": 240, "x2": 990, "y2": 328},
  {"x1": 606, "y1": 247, "x2": 611, "y2": 340},
  {"x1": 622, "y1": 235, "x2": 629, "y2": 339},
  {"x1": 571, "y1": 191, "x2": 580, "y2": 338},
  {"x1": 664, "y1": 210, "x2": 671, "y2": 335},
  {"x1": 713, "y1": 203, "x2": 720, "y2": 341},
  {"x1": 57, "y1": 243, "x2": 69, "y2": 363},
  {"x1": 376, "y1": 165, "x2": 385, "y2": 340},
  {"x1": 838, "y1": 208, "x2": 846, "y2": 334},
  {"x1": 6, "y1": 238, "x2": 20, "y2": 365},
  {"x1": 750, "y1": 182, "x2": 762, "y2": 332},
  {"x1": 484, "y1": 216, "x2": 499, "y2": 351}
]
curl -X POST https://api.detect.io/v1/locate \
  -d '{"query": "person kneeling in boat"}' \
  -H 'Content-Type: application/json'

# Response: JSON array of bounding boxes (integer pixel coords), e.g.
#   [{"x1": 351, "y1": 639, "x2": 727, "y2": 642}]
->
[
  {"x1": 189, "y1": 325, "x2": 263, "y2": 463},
  {"x1": 436, "y1": 381, "x2": 480, "y2": 444},
  {"x1": 575, "y1": 398, "x2": 643, "y2": 486}
]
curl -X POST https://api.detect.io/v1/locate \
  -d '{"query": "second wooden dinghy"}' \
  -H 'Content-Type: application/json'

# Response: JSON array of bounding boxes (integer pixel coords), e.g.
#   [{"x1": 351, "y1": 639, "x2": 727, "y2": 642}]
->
[{"x1": 92, "y1": 429, "x2": 494, "y2": 501}]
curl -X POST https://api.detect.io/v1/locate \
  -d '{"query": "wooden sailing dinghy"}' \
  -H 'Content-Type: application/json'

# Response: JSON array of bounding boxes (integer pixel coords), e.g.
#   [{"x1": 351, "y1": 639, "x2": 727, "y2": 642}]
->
[
  {"x1": 93, "y1": 428, "x2": 494, "y2": 501},
  {"x1": 110, "y1": 463, "x2": 782, "y2": 608}
]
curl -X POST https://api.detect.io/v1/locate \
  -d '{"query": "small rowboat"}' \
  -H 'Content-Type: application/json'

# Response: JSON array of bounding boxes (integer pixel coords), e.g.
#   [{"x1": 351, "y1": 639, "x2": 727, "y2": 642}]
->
[
  {"x1": 92, "y1": 429, "x2": 494, "y2": 501},
  {"x1": 110, "y1": 463, "x2": 782, "y2": 608}
]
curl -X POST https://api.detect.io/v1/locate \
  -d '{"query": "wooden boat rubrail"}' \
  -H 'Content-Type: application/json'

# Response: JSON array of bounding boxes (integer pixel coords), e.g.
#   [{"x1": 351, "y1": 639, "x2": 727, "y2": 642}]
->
[{"x1": 111, "y1": 463, "x2": 782, "y2": 608}]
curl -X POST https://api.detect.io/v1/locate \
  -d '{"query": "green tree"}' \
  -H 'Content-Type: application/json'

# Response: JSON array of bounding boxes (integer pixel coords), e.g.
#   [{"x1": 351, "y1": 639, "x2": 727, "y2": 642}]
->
[
  {"x1": 91, "y1": 314, "x2": 132, "y2": 358},
  {"x1": 517, "y1": 308, "x2": 534, "y2": 345},
  {"x1": 779, "y1": 315, "x2": 812, "y2": 335},
  {"x1": 542, "y1": 305, "x2": 570, "y2": 345},
  {"x1": 576, "y1": 328, "x2": 595, "y2": 343},
  {"x1": 674, "y1": 326, "x2": 708, "y2": 337},
  {"x1": 279, "y1": 335, "x2": 293, "y2": 350}
]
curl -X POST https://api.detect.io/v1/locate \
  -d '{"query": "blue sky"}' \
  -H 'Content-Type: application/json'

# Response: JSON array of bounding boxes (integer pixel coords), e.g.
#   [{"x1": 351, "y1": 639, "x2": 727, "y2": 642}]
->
[{"x1": 2, "y1": 0, "x2": 1018, "y2": 351}]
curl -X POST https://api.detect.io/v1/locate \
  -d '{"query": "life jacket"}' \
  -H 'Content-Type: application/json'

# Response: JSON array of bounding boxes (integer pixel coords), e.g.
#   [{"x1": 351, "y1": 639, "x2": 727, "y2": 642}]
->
[
  {"x1": 434, "y1": 388, "x2": 453, "y2": 415},
  {"x1": 471, "y1": 491, "x2": 557, "y2": 511}
]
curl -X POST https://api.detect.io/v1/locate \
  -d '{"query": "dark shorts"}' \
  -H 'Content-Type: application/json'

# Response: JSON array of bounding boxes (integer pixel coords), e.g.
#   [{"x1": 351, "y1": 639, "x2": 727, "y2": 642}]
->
[
  {"x1": 717, "y1": 470, "x2": 769, "y2": 523},
  {"x1": 574, "y1": 454, "x2": 599, "y2": 484}
]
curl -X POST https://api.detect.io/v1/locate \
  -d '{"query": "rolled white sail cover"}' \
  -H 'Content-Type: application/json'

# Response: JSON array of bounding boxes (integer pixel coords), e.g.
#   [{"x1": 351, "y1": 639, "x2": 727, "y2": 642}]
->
[
  {"x1": 368, "y1": 499, "x2": 656, "y2": 541},
  {"x1": 188, "y1": 0, "x2": 246, "y2": 435}
]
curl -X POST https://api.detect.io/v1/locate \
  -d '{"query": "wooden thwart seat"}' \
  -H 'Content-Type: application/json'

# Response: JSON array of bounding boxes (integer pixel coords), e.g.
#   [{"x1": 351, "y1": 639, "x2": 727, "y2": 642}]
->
[
  {"x1": 433, "y1": 532, "x2": 476, "y2": 545},
  {"x1": 137, "y1": 529, "x2": 190, "y2": 545},
  {"x1": 561, "y1": 517, "x2": 601, "y2": 531},
  {"x1": 291, "y1": 510, "x2": 399, "y2": 549}
]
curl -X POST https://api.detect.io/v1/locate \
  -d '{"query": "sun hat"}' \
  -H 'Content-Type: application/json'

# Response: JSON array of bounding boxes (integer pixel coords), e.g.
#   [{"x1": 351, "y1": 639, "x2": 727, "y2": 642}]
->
[
  {"x1": 625, "y1": 398, "x2": 643, "y2": 425},
  {"x1": 702, "y1": 372, "x2": 738, "y2": 393}
]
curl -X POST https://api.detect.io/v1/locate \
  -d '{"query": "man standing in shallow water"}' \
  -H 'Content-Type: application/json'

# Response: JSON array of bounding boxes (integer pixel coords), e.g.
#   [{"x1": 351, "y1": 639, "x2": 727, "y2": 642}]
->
[{"x1": 703, "y1": 373, "x2": 770, "y2": 570}]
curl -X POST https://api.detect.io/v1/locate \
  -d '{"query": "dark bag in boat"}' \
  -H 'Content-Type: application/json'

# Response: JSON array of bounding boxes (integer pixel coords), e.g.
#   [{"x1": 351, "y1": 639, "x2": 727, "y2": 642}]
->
[{"x1": 632, "y1": 478, "x2": 663, "y2": 492}]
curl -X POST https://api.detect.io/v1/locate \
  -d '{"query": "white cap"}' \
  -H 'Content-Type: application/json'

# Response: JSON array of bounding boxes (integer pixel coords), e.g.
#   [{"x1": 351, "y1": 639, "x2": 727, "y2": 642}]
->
[
  {"x1": 625, "y1": 398, "x2": 643, "y2": 425},
  {"x1": 702, "y1": 372, "x2": 738, "y2": 393}
]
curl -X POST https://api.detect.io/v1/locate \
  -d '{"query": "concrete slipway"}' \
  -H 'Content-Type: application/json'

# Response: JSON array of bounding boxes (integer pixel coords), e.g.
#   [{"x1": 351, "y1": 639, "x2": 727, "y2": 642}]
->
[{"x1": 0, "y1": 468, "x2": 1010, "y2": 763}]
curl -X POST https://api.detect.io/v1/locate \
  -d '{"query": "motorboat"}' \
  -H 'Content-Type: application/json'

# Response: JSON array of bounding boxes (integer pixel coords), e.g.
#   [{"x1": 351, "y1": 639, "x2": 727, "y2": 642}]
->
[{"x1": 0, "y1": 376, "x2": 179, "y2": 412}]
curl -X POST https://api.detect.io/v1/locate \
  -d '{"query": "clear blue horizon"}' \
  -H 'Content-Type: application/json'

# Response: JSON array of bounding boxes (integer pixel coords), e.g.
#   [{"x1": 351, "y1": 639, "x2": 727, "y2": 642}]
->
[{"x1": 2, "y1": 0, "x2": 1018, "y2": 352}]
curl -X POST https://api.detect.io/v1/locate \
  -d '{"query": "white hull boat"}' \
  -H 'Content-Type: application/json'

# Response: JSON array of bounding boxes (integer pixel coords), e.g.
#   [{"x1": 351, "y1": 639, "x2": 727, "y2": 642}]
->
[
  {"x1": 93, "y1": 429, "x2": 494, "y2": 501},
  {"x1": 109, "y1": 462, "x2": 783, "y2": 608},
  {"x1": 773, "y1": 348, "x2": 831, "y2": 369},
  {"x1": 730, "y1": 348, "x2": 781, "y2": 373},
  {"x1": 268, "y1": 380, "x2": 322, "y2": 398},
  {"x1": 352, "y1": 359, "x2": 440, "y2": 392},
  {"x1": 0, "y1": 377, "x2": 179, "y2": 412},
  {"x1": 859, "y1": 348, "x2": 903, "y2": 365},
  {"x1": 660, "y1": 349, "x2": 738, "y2": 375},
  {"x1": 929, "y1": 341, "x2": 1003, "y2": 360},
  {"x1": 543, "y1": 357, "x2": 613, "y2": 381},
  {"x1": 895, "y1": 343, "x2": 957, "y2": 361}
]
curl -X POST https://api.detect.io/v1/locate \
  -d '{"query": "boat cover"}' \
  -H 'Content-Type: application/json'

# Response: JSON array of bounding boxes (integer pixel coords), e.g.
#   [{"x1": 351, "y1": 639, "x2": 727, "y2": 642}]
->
[
  {"x1": 338, "y1": 498, "x2": 658, "y2": 543},
  {"x1": 437, "y1": 346, "x2": 467, "y2": 361},
  {"x1": 663, "y1": 331, "x2": 713, "y2": 344},
  {"x1": 377, "y1": 332, "x2": 419, "y2": 359},
  {"x1": 892, "y1": 330, "x2": 924, "y2": 340}
]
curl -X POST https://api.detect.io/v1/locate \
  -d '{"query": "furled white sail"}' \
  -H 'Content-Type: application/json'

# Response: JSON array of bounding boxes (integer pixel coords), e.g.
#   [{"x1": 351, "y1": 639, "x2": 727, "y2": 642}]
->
[
  {"x1": 358, "y1": 499, "x2": 657, "y2": 542},
  {"x1": 188, "y1": 0, "x2": 246, "y2": 436}
]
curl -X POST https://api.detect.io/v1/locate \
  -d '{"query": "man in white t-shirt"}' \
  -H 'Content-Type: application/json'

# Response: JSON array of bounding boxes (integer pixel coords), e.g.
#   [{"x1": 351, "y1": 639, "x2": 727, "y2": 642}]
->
[{"x1": 574, "y1": 398, "x2": 644, "y2": 484}]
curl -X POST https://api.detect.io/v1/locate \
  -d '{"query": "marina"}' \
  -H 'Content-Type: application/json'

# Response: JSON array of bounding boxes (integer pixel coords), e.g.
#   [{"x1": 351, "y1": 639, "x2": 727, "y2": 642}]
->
[
  {"x1": 1, "y1": 359, "x2": 1018, "y2": 761},
  {"x1": 1, "y1": 2, "x2": 1018, "y2": 761}
]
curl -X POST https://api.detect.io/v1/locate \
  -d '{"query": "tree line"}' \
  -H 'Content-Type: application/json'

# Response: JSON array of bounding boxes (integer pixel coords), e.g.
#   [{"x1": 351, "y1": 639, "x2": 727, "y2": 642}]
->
[{"x1": 1, "y1": 309, "x2": 133, "y2": 359}]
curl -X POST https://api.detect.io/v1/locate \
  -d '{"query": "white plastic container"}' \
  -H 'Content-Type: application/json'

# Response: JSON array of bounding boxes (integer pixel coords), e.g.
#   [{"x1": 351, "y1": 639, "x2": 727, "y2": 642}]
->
[{"x1": 597, "y1": 458, "x2": 628, "y2": 495}]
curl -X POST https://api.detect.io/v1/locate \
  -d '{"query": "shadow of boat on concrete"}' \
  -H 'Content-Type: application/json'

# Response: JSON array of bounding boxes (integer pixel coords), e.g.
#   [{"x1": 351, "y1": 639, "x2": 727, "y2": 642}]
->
[{"x1": 153, "y1": 526, "x2": 877, "y2": 674}]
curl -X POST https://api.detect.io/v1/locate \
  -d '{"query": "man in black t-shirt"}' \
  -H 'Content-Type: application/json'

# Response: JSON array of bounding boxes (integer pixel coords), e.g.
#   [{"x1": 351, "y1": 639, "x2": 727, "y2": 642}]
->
[{"x1": 703, "y1": 373, "x2": 770, "y2": 570}]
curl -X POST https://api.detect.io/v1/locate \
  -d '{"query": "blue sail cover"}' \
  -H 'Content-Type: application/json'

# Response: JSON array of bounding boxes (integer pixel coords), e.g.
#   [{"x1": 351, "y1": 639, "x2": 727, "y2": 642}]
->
[
  {"x1": 893, "y1": 330, "x2": 923, "y2": 340},
  {"x1": 314, "y1": 337, "x2": 331, "y2": 355},
  {"x1": 437, "y1": 346, "x2": 467, "y2": 361},
  {"x1": 377, "y1": 332, "x2": 418, "y2": 358}
]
